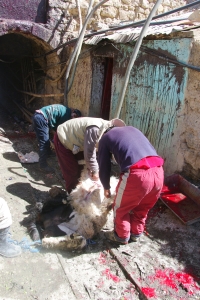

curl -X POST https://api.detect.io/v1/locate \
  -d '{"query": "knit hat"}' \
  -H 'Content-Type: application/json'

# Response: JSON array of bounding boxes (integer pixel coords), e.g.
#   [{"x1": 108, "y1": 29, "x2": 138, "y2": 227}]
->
[
  {"x1": 97, "y1": 118, "x2": 126, "y2": 145},
  {"x1": 110, "y1": 118, "x2": 126, "y2": 127}
]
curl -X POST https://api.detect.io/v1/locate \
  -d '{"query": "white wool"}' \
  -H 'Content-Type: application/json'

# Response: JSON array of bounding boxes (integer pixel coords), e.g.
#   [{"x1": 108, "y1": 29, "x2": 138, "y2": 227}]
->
[
  {"x1": 43, "y1": 166, "x2": 118, "y2": 248},
  {"x1": 69, "y1": 168, "x2": 117, "y2": 216},
  {"x1": 42, "y1": 234, "x2": 87, "y2": 250},
  {"x1": 64, "y1": 166, "x2": 118, "y2": 239}
]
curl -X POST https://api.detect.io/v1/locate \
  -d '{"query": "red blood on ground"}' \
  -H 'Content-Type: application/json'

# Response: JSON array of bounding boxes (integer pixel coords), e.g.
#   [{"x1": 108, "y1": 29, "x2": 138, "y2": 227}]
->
[
  {"x1": 175, "y1": 272, "x2": 200, "y2": 295},
  {"x1": 149, "y1": 269, "x2": 200, "y2": 296},
  {"x1": 153, "y1": 269, "x2": 178, "y2": 290},
  {"x1": 96, "y1": 278, "x2": 104, "y2": 288},
  {"x1": 98, "y1": 252, "x2": 107, "y2": 264},
  {"x1": 141, "y1": 287, "x2": 156, "y2": 298},
  {"x1": 102, "y1": 268, "x2": 121, "y2": 282}
]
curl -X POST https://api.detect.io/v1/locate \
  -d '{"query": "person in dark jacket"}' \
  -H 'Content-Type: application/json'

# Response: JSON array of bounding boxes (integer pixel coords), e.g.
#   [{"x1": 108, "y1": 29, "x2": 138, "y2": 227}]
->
[
  {"x1": 98, "y1": 126, "x2": 164, "y2": 245},
  {"x1": 32, "y1": 104, "x2": 81, "y2": 173}
]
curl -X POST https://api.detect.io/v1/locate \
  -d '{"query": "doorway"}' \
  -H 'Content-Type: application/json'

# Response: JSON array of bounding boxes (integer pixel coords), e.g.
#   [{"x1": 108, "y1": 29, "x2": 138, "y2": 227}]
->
[{"x1": 90, "y1": 56, "x2": 113, "y2": 120}]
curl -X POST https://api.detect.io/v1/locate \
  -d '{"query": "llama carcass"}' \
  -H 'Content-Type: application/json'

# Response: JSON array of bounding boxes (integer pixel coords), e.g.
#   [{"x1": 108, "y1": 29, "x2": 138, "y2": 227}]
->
[{"x1": 21, "y1": 165, "x2": 118, "y2": 251}]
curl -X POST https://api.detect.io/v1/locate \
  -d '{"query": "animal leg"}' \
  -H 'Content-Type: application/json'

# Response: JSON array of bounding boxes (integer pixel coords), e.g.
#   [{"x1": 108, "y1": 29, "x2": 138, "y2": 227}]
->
[
  {"x1": 27, "y1": 222, "x2": 41, "y2": 241},
  {"x1": 42, "y1": 233, "x2": 87, "y2": 251}
]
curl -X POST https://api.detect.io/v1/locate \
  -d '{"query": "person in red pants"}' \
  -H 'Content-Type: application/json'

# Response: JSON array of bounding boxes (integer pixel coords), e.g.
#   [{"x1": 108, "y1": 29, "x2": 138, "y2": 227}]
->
[
  {"x1": 98, "y1": 126, "x2": 164, "y2": 244},
  {"x1": 54, "y1": 117, "x2": 125, "y2": 194}
]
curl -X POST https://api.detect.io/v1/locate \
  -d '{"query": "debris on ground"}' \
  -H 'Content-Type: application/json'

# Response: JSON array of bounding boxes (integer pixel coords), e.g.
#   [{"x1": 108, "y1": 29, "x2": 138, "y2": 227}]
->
[
  {"x1": 17, "y1": 151, "x2": 39, "y2": 163},
  {"x1": 0, "y1": 105, "x2": 200, "y2": 300}
]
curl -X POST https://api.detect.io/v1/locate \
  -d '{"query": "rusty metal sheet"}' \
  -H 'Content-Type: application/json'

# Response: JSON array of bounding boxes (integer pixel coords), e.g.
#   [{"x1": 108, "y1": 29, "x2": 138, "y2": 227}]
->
[
  {"x1": 160, "y1": 174, "x2": 200, "y2": 225},
  {"x1": 84, "y1": 20, "x2": 191, "y2": 45},
  {"x1": 111, "y1": 39, "x2": 191, "y2": 161}
]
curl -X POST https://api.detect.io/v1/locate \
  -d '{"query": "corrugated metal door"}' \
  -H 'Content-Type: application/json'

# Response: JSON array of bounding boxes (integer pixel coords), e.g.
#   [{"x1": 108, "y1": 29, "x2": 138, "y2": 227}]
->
[{"x1": 123, "y1": 39, "x2": 191, "y2": 158}]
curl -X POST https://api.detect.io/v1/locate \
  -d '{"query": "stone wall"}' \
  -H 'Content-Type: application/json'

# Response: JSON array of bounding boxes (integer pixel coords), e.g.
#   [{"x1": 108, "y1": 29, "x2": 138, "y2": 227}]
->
[
  {"x1": 47, "y1": 0, "x2": 187, "y2": 42},
  {"x1": 182, "y1": 28, "x2": 200, "y2": 181}
]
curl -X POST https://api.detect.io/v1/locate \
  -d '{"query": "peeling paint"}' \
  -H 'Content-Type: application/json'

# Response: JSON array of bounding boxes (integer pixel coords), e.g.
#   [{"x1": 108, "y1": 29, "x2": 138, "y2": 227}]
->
[{"x1": 111, "y1": 39, "x2": 191, "y2": 173}]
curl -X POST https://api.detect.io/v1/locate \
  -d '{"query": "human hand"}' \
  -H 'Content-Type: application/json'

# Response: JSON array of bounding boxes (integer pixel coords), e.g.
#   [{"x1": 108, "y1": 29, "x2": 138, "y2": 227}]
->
[
  {"x1": 88, "y1": 169, "x2": 99, "y2": 181},
  {"x1": 104, "y1": 189, "x2": 111, "y2": 198},
  {"x1": 91, "y1": 172, "x2": 99, "y2": 181}
]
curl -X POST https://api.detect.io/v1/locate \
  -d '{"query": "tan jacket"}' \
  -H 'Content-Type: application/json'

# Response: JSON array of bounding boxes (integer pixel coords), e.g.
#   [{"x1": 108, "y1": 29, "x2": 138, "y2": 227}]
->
[{"x1": 57, "y1": 117, "x2": 112, "y2": 151}]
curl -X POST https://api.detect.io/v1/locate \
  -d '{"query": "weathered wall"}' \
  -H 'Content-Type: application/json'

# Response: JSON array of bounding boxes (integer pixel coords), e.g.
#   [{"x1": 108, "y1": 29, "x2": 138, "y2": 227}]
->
[
  {"x1": 0, "y1": 0, "x2": 47, "y2": 23},
  {"x1": 109, "y1": 39, "x2": 192, "y2": 177},
  {"x1": 0, "y1": 0, "x2": 192, "y2": 112},
  {"x1": 67, "y1": 46, "x2": 93, "y2": 116},
  {"x1": 68, "y1": 34, "x2": 200, "y2": 178},
  {"x1": 47, "y1": 0, "x2": 187, "y2": 41},
  {"x1": 1, "y1": 0, "x2": 200, "y2": 180},
  {"x1": 47, "y1": 0, "x2": 200, "y2": 180},
  {"x1": 182, "y1": 29, "x2": 200, "y2": 180}
]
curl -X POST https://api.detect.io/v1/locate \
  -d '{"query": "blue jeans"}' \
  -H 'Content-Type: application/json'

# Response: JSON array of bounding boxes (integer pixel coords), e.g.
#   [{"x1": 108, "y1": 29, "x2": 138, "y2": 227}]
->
[{"x1": 32, "y1": 113, "x2": 50, "y2": 167}]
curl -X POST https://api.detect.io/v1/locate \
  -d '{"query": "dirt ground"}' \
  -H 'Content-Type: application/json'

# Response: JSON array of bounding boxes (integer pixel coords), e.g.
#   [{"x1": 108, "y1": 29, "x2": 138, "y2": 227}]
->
[{"x1": 0, "y1": 105, "x2": 200, "y2": 300}]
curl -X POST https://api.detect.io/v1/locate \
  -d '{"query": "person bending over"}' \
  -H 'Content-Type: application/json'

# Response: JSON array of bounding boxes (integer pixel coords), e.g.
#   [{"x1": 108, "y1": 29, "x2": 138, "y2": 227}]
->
[
  {"x1": 54, "y1": 117, "x2": 125, "y2": 194},
  {"x1": 32, "y1": 104, "x2": 81, "y2": 173},
  {"x1": 98, "y1": 126, "x2": 164, "y2": 245}
]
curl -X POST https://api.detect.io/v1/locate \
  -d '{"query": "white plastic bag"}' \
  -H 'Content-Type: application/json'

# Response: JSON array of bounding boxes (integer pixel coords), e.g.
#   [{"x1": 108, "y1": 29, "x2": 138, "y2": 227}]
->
[{"x1": 18, "y1": 151, "x2": 39, "y2": 163}]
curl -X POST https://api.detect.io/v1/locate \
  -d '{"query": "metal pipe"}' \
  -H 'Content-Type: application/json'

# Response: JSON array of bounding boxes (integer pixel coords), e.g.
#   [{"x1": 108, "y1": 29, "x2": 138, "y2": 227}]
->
[
  {"x1": 42, "y1": 0, "x2": 200, "y2": 58},
  {"x1": 64, "y1": 0, "x2": 109, "y2": 103},
  {"x1": 66, "y1": 0, "x2": 94, "y2": 97},
  {"x1": 76, "y1": 0, "x2": 82, "y2": 33},
  {"x1": 114, "y1": 0, "x2": 163, "y2": 119}
]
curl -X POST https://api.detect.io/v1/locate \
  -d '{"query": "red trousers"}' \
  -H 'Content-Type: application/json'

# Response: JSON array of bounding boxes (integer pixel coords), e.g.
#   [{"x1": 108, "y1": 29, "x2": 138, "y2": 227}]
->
[
  {"x1": 114, "y1": 166, "x2": 164, "y2": 240},
  {"x1": 53, "y1": 132, "x2": 84, "y2": 193}
]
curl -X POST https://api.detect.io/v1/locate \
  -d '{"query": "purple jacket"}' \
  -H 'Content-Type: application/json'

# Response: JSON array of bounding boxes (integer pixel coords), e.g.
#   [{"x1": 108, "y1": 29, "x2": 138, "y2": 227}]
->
[{"x1": 98, "y1": 126, "x2": 159, "y2": 189}]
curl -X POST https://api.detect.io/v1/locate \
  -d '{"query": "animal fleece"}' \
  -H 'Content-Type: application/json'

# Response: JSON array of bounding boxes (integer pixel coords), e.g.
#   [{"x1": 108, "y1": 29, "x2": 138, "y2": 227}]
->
[{"x1": 21, "y1": 166, "x2": 118, "y2": 250}]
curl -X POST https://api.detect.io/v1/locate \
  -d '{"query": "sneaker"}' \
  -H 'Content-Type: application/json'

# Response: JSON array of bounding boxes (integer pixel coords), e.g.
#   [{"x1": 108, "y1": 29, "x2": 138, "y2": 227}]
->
[
  {"x1": 0, "y1": 243, "x2": 22, "y2": 258},
  {"x1": 40, "y1": 165, "x2": 54, "y2": 173},
  {"x1": 104, "y1": 230, "x2": 128, "y2": 245},
  {"x1": 130, "y1": 234, "x2": 141, "y2": 242}
]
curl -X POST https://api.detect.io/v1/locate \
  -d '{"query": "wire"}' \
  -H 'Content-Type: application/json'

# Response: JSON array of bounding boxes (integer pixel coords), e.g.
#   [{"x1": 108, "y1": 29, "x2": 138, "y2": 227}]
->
[
  {"x1": 140, "y1": 45, "x2": 200, "y2": 72},
  {"x1": 64, "y1": 0, "x2": 109, "y2": 102},
  {"x1": 65, "y1": 0, "x2": 95, "y2": 99}
]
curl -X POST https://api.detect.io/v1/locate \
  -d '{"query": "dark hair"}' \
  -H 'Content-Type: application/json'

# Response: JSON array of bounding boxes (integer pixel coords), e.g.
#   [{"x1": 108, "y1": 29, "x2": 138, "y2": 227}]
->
[{"x1": 73, "y1": 109, "x2": 82, "y2": 117}]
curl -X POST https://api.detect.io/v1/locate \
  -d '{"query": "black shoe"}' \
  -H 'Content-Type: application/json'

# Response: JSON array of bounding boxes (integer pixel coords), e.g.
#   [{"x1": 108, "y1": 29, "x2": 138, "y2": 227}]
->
[
  {"x1": 40, "y1": 165, "x2": 54, "y2": 173},
  {"x1": 47, "y1": 150, "x2": 56, "y2": 158}
]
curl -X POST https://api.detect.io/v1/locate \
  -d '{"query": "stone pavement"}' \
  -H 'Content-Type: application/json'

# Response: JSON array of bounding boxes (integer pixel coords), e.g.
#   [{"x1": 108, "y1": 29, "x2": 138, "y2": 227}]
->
[
  {"x1": 0, "y1": 109, "x2": 77, "y2": 300},
  {"x1": 0, "y1": 105, "x2": 200, "y2": 300}
]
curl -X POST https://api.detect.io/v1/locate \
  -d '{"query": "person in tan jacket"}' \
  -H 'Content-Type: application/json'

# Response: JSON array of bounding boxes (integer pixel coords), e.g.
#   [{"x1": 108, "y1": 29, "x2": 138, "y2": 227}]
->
[{"x1": 54, "y1": 117, "x2": 125, "y2": 193}]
